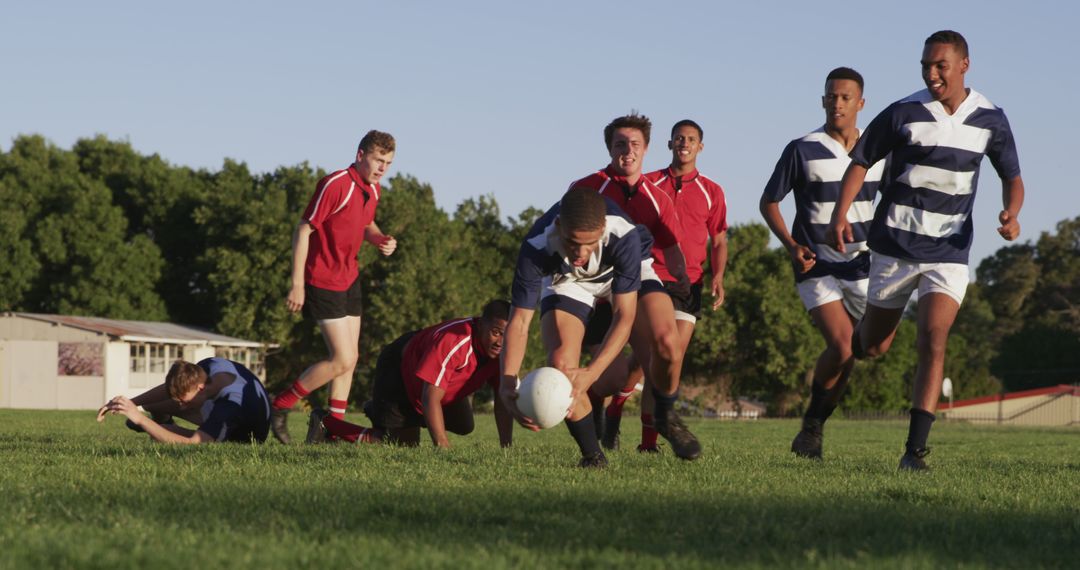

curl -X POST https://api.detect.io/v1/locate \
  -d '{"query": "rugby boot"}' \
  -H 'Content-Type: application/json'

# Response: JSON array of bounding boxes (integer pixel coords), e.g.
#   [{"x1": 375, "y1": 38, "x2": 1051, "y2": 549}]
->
[
  {"x1": 899, "y1": 447, "x2": 931, "y2": 472},
  {"x1": 270, "y1": 407, "x2": 291, "y2": 444},
  {"x1": 601, "y1": 412, "x2": 621, "y2": 451},
  {"x1": 636, "y1": 444, "x2": 660, "y2": 454},
  {"x1": 655, "y1": 408, "x2": 702, "y2": 460},
  {"x1": 306, "y1": 408, "x2": 330, "y2": 444},
  {"x1": 578, "y1": 451, "x2": 609, "y2": 469},
  {"x1": 791, "y1": 417, "x2": 824, "y2": 460}
]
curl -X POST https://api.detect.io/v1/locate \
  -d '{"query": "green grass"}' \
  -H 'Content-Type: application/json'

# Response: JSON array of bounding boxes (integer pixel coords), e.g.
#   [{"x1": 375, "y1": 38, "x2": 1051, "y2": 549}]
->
[{"x1": 1, "y1": 410, "x2": 1077, "y2": 569}]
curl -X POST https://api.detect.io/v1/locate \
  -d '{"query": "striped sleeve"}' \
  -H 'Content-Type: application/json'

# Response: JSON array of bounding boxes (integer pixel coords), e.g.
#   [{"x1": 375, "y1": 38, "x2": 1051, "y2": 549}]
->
[
  {"x1": 301, "y1": 170, "x2": 352, "y2": 230},
  {"x1": 413, "y1": 323, "x2": 473, "y2": 388}
]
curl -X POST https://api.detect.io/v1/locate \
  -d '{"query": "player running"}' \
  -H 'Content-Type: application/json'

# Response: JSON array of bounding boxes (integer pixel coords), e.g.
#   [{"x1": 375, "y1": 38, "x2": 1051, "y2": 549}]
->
[
  {"x1": 310, "y1": 300, "x2": 513, "y2": 448},
  {"x1": 760, "y1": 67, "x2": 884, "y2": 459},
  {"x1": 828, "y1": 31, "x2": 1025, "y2": 471},
  {"x1": 573, "y1": 113, "x2": 703, "y2": 460},
  {"x1": 271, "y1": 130, "x2": 398, "y2": 444},
  {"x1": 500, "y1": 187, "x2": 651, "y2": 468},
  {"x1": 97, "y1": 358, "x2": 271, "y2": 444}
]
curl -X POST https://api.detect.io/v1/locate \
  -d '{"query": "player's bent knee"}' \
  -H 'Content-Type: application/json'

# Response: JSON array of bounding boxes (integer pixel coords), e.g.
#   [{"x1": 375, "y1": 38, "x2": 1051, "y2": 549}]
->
[{"x1": 653, "y1": 331, "x2": 683, "y2": 363}]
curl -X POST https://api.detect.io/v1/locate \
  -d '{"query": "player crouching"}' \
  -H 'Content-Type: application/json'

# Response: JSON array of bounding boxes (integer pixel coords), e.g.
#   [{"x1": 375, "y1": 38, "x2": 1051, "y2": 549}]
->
[
  {"x1": 97, "y1": 358, "x2": 271, "y2": 444},
  {"x1": 310, "y1": 300, "x2": 513, "y2": 448}
]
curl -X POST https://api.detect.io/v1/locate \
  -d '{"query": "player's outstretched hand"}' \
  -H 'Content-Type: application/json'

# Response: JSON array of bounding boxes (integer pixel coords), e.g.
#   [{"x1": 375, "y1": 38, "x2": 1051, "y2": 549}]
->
[
  {"x1": 100, "y1": 396, "x2": 140, "y2": 422},
  {"x1": 378, "y1": 236, "x2": 397, "y2": 256},
  {"x1": 286, "y1": 285, "x2": 305, "y2": 313},
  {"x1": 826, "y1": 219, "x2": 853, "y2": 253},
  {"x1": 787, "y1": 244, "x2": 817, "y2": 274},
  {"x1": 499, "y1": 377, "x2": 540, "y2": 432},
  {"x1": 998, "y1": 210, "x2": 1020, "y2": 241}
]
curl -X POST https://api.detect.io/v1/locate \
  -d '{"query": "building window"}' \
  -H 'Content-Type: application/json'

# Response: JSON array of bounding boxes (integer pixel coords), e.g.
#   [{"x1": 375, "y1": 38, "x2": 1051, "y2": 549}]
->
[
  {"x1": 58, "y1": 343, "x2": 105, "y2": 376},
  {"x1": 130, "y1": 344, "x2": 147, "y2": 373}
]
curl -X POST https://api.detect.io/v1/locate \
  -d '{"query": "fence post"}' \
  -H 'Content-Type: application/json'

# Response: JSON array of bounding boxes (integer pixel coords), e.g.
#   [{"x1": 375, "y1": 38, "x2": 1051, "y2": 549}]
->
[{"x1": 997, "y1": 389, "x2": 1004, "y2": 425}]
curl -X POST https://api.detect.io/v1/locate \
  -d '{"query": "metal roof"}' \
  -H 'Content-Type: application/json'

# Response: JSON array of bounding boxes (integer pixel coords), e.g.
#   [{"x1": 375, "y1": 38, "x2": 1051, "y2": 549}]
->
[{"x1": 7, "y1": 312, "x2": 266, "y2": 348}]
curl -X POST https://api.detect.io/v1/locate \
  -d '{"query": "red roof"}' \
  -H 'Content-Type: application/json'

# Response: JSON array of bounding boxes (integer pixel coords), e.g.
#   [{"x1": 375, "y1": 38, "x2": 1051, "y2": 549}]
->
[{"x1": 938, "y1": 384, "x2": 1079, "y2": 410}]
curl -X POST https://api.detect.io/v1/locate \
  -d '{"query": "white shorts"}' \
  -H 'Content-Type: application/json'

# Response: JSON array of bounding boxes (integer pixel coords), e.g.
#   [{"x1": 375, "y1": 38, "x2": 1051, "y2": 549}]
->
[
  {"x1": 540, "y1": 259, "x2": 658, "y2": 323},
  {"x1": 796, "y1": 275, "x2": 869, "y2": 320},
  {"x1": 867, "y1": 253, "x2": 969, "y2": 309}
]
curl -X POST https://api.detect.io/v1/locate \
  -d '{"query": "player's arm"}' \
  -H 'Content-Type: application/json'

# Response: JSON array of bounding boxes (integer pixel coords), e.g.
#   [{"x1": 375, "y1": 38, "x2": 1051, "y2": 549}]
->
[
  {"x1": 102, "y1": 397, "x2": 214, "y2": 444},
  {"x1": 498, "y1": 306, "x2": 540, "y2": 431},
  {"x1": 709, "y1": 230, "x2": 728, "y2": 309},
  {"x1": 364, "y1": 221, "x2": 397, "y2": 256},
  {"x1": 827, "y1": 163, "x2": 869, "y2": 253},
  {"x1": 286, "y1": 221, "x2": 314, "y2": 313},
  {"x1": 997, "y1": 175, "x2": 1025, "y2": 240},
  {"x1": 759, "y1": 196, "x2": 816, "y2": 275},
  {"x1": 421, "y1": 383, "x2": 451, "y2": 448},
  {"x1": 571, "y1": 291, "x2": 636, "y2": 394},
  {"x1": 662, "y1": 244, "x2": 692, "y2": 297},
  {"x1": 493, "y1": 389, "x2": 514, "y2": 447}
]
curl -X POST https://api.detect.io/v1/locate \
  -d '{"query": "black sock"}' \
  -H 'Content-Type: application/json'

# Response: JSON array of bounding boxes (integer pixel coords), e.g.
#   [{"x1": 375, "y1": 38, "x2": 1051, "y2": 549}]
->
[
  {"x1": 565, "y1": 415, "x2": 602, "y2": 458},
  {"x1": 652, "y1": 387, "x2": 678, "y2": 415},
  {"x1": 906, "y1": 408, "x2": 936, "y2": 452},
  {"x1": 851, "y1": 327, "x2": 865, "y2": 360},
  {"x1": 804, "y1": 384, "x2": 836, "y2": 423}
]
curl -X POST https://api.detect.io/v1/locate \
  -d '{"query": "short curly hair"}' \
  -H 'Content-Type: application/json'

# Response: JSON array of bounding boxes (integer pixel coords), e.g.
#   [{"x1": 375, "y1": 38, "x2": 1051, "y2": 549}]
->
[
  {"x1": 358, "y1": 130, "x2": 396, "y2": 154},
  {"x1": 925, "y1": 30, "x2": 968, "y2": 59},
  {"x1": 604, "y1": 112, "x2": 652, "y2": 150}
]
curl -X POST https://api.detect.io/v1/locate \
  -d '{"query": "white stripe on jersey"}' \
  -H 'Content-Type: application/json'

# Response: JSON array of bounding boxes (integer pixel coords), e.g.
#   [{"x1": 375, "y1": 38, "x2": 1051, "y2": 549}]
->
[
  {"x1": 692, "y1": 178, "x2": 712, "y2": 210},
  {"x1": 897, "y1": 164, "x2": 976, "y2": 196},
  {"x1": 434, "y1": 337, "x2": 472, "y2": 387},
  {"x1": 700, "y1": 175, "x2": 728, "y2": 211},
  {"x1": 805, "y1": 156, "x2": 850, "y2": 183},
  {"x1": 331, "y1": 182, "x2": 355, "y2": 215},
  {"x1": 903, "y1": 121, "x2": 992, "y2": 155},
  {"x1": 307, "y1": 170, "x2": 350, "y2": 220},
  {"x1": 807, "y1": 200, "x2": 875, "y2": 225},
  {"x1": 886, "y1": 204, "x2": 969, "y2": 238},
  {"x1": 816, "y1": 242, "x2": 868, "y2": 263},
  {"x1": 639, "y1": 184, "x2": 662, "y2": 215}
]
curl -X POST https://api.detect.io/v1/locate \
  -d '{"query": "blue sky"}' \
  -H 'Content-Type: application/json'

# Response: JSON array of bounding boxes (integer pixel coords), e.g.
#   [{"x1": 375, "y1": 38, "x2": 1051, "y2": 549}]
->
[{"x1": 2, "y1": 1, "x2": 1076, "y2": 273}]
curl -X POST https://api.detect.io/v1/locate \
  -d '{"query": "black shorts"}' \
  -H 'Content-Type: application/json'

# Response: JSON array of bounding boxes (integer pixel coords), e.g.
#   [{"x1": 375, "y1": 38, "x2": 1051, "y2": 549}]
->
[
  {"x1": 582, "y1": 302, "x2": 613, "y2": 348},
  {"x1": 304, "y1": 276, "x2": 363, "y2": 321},
  {"x1": 667, "y1": 281, "x2": 703, "y2": 322},
  {"x1": 363, "y1": 332, "x2": 426, "y2": 430}
]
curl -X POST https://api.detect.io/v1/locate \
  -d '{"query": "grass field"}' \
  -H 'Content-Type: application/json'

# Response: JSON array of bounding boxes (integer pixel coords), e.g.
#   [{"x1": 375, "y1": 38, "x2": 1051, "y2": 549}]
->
[{"x1": 1, "y1": 410, "x2": 1077, "y2": 569}]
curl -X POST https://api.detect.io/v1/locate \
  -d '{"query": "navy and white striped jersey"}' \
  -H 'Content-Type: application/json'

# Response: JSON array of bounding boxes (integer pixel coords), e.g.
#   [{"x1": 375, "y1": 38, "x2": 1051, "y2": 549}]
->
[
  {"x1": 763, "y1": 128, "x2": 885, "y2": 282},
  {"x1": 197, "y1": 358, "x2": 271, "y2": 443},
  {"x1": 851, "y1": 88, "x2": 1021, "y2": 264},
  {"x1": 510, "y1": 197, "x2": 653, "y2": 309}
]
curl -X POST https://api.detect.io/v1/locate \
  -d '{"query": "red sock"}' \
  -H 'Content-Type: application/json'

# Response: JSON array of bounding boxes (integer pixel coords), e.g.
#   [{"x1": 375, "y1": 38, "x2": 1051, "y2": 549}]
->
[
  {"x1": 329, "y1": 399, "x2": 348, "y2": 420},
  {"x1": 272, "y1": 381, "x2": 310, "y2": 410},
  {"x1": 640, "y1": 412, "x2": 658, "y2": 448},
  {"x1": 323, "y1": 415, "x2": 381, "y2": 444},
  {"x1": 606, "y1": 389, "x2": 634, "y2": 417}
]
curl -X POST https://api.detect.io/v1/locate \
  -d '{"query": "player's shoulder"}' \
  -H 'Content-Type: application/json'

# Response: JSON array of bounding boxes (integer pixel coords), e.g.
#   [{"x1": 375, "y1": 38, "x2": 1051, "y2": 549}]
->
[
  {"x1": 695, "y1": 173, "x2": 726, "y2": 195},
  {"x1": 643, "y1": 168, "x2": 668, "y2": 185},
  {"x1": 571, "y1": 170, "x2": 608, "y2": 190},
  {"x1": 432, "y1": 317, "x2": 474, "y2": 338},
  {"x1": 317, "y1": 166, "x2": 354, "y2": 190}
]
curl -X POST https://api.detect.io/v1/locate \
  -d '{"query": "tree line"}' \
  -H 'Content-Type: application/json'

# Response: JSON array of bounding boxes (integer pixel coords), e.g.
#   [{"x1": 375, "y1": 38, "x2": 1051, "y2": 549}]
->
[{"x1": 2, "y1": 135, "x2": 1077, "y2": 413}]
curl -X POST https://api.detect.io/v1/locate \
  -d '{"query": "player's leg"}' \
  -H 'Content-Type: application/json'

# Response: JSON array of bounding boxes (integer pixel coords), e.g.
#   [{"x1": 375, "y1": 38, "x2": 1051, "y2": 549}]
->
[
  {"x1": 325, "y1": 280, "x2": 364, "y2": 423},
  {"x1": 791, "y1": 298, "x2": 854, "y2": 459},
  {"x1": 542, "y1": 306, "x2": 605, "y2": 466},
  {"x1": 385, "y1": 427, "x2": 422, "y2": 447},
  {"x1": 637, "y1": 376, "x2": 659, "y2": 452},
  {"x1": 442, "y1": 397, "x2": 476, "y2": 436},
  {"x1": 630, "y1": 289, "x2": 700, "y2": 460},
  {"x1": 900, "y1": 264, "x2": 967, "y2": 471}
]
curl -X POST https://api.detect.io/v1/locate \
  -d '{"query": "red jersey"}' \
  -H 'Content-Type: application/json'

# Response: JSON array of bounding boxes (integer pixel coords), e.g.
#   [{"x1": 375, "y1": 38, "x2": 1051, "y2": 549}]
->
[
  {"x1": 645, "y1": 168, "x2": 728, "y2": 284},
  {"x1": 301, "y1": 165, "x2": 380, "y2": 291},
  {"x1": 572, "y1": 166, "x2": 682, "y2": 278},
  {"x1": 401, "y1": 317, "x2": 498, "y2": 414}
]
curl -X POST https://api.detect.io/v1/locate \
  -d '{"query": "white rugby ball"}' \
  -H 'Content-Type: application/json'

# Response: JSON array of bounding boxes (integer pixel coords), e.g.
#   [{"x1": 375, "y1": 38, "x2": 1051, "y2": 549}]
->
[{"x1": 517, "y1": 367, "x2": 574, "y2": 429}]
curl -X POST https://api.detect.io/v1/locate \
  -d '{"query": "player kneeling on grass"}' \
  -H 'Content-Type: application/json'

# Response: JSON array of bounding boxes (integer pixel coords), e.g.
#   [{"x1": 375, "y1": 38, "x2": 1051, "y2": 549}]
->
[
  {"x1": 309, "y1": 300, "x2": 513, "y2": 449},
  {"x1": 500, "y1": 187, "x2": 650, "y2": 468},
  {"x1": 97, "y1": 358, "x2": 271, "y2": 444}
]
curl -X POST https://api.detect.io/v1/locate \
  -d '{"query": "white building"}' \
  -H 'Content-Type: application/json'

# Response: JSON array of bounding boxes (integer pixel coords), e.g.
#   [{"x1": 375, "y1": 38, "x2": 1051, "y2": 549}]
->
[{"x1": 0, "y1": 312, "x2": 271, "y2": 410}]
